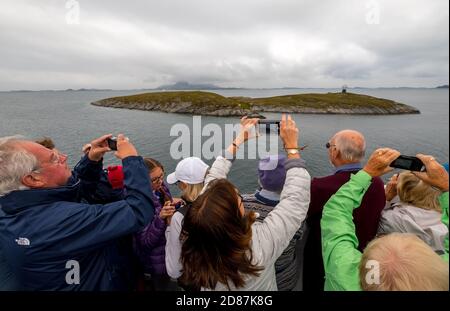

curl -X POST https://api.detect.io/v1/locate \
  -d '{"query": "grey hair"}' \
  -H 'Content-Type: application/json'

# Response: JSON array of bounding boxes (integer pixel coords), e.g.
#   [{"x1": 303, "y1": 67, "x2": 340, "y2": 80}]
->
[
  {"x1": 334, "y1": 133, "x2": 366, "y2": 162},
  {"x1": 0, "y1": 136, "x2": 39, "y2": 197}
]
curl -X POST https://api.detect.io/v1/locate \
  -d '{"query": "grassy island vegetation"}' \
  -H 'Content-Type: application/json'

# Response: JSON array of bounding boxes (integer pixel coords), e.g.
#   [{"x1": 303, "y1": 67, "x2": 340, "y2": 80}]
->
[{"x1": 92, "y1": 91, "x2": 420, "y2": 116}]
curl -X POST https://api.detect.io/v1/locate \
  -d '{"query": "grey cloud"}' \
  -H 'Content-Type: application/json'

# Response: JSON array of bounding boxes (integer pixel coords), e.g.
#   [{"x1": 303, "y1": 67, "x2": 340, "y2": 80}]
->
[{"x1": 0, "y1": 0, "x2": 448, "y2": 90}]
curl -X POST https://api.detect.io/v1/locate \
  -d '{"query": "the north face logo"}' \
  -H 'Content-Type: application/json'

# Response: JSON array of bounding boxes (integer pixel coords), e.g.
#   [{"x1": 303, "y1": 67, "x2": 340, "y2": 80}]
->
[{"x1": 15, "y1": 237, "x2": 30, "y2": 246}]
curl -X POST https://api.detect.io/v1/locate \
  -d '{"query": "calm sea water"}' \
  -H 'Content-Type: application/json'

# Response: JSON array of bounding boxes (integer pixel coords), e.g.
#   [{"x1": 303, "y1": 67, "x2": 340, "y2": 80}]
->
[{"x1": 0, "y1": 88, "x2": 448, "y2": 193}]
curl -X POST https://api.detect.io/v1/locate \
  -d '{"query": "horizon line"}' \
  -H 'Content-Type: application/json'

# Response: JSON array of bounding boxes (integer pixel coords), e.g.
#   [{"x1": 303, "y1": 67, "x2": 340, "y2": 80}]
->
[{"x1": 1, "y1": 85, "x2": 449, "y2": 92}]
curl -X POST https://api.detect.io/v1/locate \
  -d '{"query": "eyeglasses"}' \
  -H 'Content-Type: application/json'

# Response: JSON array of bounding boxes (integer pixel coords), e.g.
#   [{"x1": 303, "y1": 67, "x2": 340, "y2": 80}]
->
[
  {"x1": 34, "y1": 150, "x2": 67, "y2": 173},
  {"x1": 151, "y1": 174, "x2": 164, "y2": 183},
  {"x1": 325, "y1": 142, "x2": 336, "y2": 149},
  {"x1": 46, "y1": 150, "x2": 67, "y2": 165}
]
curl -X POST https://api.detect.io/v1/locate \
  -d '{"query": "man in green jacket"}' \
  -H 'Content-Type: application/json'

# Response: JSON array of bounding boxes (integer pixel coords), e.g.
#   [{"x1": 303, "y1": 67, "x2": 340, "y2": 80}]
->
[{"x1": 321, "y1": 148, "x2": 449, "y2": 291}]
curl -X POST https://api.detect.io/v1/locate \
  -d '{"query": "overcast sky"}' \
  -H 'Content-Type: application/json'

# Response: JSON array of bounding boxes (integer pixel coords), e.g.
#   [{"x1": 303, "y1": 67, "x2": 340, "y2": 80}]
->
[{"x1": 0, "y1": 0, "x2": 448, "y2": 90}]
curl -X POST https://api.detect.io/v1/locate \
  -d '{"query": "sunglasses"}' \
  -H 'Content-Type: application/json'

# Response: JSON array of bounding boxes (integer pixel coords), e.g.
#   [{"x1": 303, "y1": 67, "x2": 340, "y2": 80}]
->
[{"x1": 325, "y1": 142, "x2": 336, "y2": 149}]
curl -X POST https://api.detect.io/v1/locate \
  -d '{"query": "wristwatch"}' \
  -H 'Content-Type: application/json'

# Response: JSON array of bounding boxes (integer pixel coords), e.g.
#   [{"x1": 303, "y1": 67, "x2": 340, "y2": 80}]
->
[{"x1": 286, "y1": 149, "x2": 300, "y2": 155}]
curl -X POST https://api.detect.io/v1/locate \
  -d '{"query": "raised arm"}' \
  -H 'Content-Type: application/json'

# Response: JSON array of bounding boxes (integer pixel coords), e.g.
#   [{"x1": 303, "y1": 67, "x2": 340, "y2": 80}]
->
[
  {"x1": 252, "y1": 115, "x2": 311, "y2": 265},
  {"x1": 321, "y1": 148, "x2": 400, "y2": 291},
  {"x1": 203, "y1": 117, "x2": 259, "y2": 190},
  {"x1": 70, "y1": 134, "x2": 113, "y2": 183},
  {"x1": 42, "y1": 135, "x2": 155, "y2": 254}
]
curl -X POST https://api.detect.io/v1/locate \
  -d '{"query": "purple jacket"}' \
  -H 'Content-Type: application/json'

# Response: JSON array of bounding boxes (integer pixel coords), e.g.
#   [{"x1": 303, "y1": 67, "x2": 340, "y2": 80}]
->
[{"x1": 134, "y1": 182, "x2": 172, "y2": 275}]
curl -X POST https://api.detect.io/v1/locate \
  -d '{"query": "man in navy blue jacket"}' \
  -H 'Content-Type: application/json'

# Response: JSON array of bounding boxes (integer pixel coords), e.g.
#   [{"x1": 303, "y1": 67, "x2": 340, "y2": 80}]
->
[{"x1": 0, "y1": 134, "x2": 154, "y2": 290}]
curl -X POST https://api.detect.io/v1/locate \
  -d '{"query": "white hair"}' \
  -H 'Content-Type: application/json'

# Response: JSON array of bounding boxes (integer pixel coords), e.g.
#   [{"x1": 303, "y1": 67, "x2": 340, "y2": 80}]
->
[
  {"x1": 0, "y1": 136, "x2": 39, "y2": 197},
  {"x1": 334, "y1": 132, "x2": 366, "y2": 162}
]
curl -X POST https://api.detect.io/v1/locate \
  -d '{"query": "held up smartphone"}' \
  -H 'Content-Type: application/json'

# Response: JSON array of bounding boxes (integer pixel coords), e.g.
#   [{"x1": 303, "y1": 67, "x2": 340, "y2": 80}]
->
[
  {"x1": 107, "y1": 137, "x2": 118, "y2": 151},
  {"x1": 257, "y1": 120, "x2": 280, "y2": 135},
  {"x1": 174, "y1": 200, "x2": 186, "y2": 210},
  {"x1": 390, "y1": 155, "x2": 425, "y2": 172}
]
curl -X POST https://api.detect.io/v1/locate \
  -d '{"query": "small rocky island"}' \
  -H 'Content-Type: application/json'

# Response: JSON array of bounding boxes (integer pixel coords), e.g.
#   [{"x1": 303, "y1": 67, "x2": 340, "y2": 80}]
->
[{"x1": 91, "y1": 91, "x2": 420, "y2": 116}]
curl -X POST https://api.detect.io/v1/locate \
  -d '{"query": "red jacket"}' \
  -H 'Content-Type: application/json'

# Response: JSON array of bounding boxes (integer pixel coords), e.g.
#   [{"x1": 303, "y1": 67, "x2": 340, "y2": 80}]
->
[{"x1": 302, "y1": 169, "x2": 385, "y2": 291}]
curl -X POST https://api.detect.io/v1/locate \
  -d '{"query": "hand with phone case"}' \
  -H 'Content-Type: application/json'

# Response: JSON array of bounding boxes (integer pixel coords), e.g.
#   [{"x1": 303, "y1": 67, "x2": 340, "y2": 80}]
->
[
  {"x1": 113, "y1": 134, "x2": 138, "y2": 160},
  {"x1": 87, "y1": 134, "x2": 113, "y2": 162},
  {"x1": 363, "y1": 148, "x2": 401, "y2": 177},
  {"x1": 413, "y1": 154, "x2": 449, "y2": 192}
]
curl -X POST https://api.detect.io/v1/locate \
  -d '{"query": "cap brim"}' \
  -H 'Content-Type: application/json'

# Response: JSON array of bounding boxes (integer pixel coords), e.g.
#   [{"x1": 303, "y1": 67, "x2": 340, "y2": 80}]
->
[{"x1": 166, "y1": 172, "x2": 178, "y2": 184}]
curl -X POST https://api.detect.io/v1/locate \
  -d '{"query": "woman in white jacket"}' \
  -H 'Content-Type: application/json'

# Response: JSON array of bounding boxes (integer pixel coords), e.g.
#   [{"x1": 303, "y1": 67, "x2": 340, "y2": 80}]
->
[
  {"x1": 178, "y1": 115, "x2": 311, "y2": 291},
  {"x1": 378, "y1": 171, "x2": 448, "y2": 253},
  {"x1": 165, "y1": 117, "x2": 261, "y2": 280}
]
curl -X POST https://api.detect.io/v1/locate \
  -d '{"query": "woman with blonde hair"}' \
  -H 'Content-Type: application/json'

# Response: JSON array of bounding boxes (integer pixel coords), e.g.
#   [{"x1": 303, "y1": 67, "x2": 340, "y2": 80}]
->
[
  {"x1": 164, "y1": 156, "x2": 210, "y2": 279},
  {"x1": 378, "y1": 171, "x2": 448, "y2": 253}
]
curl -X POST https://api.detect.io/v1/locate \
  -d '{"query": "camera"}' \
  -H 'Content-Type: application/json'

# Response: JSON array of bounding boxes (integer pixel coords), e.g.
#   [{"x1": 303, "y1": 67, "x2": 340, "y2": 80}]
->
[
  {"x1": 390, "y1": 155, "x2": 425, "y2": 172},
  {"x1": 107, "y1": 137, "x2": 118, "y2": 151},
  {"x1": 257, "y1": 120, "x2": 280, "y2": 135}
]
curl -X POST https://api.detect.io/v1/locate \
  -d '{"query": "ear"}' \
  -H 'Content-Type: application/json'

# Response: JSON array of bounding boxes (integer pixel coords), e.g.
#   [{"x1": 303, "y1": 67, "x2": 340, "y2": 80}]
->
[
  {"x1": 21, "y1": 172, "x2": 46, "y2": 189},
  {"x1": 332, "y1": 147, "x2": 340, "y2": 159}
]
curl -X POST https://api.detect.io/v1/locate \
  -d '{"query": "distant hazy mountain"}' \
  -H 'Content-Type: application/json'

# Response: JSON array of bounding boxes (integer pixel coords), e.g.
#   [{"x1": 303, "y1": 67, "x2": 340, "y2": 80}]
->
[
  {"x1": 156, "y1": 81, "x2": 224, "y2": 90},
  {"x1": 65, "y1": 88, "x2": 113, "y2": 91},
  {"x1": 436, "y1": 85, "x2": 449, "y2": 89}
]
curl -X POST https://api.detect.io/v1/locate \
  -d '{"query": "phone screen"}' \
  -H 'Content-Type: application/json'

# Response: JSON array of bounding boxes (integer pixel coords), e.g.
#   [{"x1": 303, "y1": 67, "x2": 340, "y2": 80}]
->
[
  {"x1": 107, "y1": 138, "x2": 117, "y2": 151},
  {"x1": 393, "y1": 158, "x2": 412, "y2": 168},
  {"x1": 390, "y1": 155, "x2": 424, "y2": 171}
]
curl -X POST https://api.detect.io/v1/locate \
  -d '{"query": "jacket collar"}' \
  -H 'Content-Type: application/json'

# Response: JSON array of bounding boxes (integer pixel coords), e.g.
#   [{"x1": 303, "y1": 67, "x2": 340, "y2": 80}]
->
[
  {"x1": 334, "y1": 162, "x2": 362, "y2": 174},
  {"x1": 0, "y1": 181, "x2": 80, "y2": 214}
]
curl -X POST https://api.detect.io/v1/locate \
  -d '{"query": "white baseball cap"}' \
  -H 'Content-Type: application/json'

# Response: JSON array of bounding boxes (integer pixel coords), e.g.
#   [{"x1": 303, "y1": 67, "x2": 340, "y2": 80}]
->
[{"x1": 166, "y1": 157, "x2": 209, "y2": 185}]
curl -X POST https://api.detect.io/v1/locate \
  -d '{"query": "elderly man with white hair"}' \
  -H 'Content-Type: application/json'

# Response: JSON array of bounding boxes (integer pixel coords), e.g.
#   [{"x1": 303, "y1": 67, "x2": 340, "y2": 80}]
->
[
  {"x1": 0, "y1": 134, "x2": 154, "y2": 290},
  {"x1": 302, "y1": 130, "x2": 386, "y2": 291}
]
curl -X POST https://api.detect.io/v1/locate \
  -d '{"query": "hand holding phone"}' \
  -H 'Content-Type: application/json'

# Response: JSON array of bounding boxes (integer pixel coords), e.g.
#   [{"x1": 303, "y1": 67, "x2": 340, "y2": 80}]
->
[
  {"x1": 389, "y1": 155, "x2": 425, "y2": 172},
  {"x1": 413, "y1": 154, "x2": 449, "y2": 192},
  {"x1": 113, "y1": 134, "x2": 138, "y2": 160},
  {"x1": 87, "y1": 134, "x2": 114, "y2": 162}
]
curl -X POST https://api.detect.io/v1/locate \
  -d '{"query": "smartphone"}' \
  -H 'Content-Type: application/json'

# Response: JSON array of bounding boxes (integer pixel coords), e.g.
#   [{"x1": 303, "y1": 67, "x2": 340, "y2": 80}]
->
[
  {"x1": 107, "y1": 137, "x2": 117, "y2": 151},
  {"x1": 257, "y1": 120, "x2": 280, "y2": 135},
  {"x1": 174, "y1": 201, "x2": 186, "y2": 210},
  {"x1": 390, "y1": 155, "x2": 425, "y2": 172}
]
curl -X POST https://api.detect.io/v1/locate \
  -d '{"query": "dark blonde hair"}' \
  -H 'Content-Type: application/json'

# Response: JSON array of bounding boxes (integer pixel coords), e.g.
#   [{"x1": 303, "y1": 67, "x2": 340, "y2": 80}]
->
[
  {"x1": 143, "y1": 157, "x2": 164, "y2": 173},
  {"x1": 397, "y1": 172, "x2": 441, "y2": 212},
  {"x1": 181, "y1": 183, "x2": 204, "y2": 202},
  {"x1": 179, "y1": 179, "x2": 262, "y2": 291},
  {"x1": 35, "y1": 137, "x2": 55, "y2": 150}
]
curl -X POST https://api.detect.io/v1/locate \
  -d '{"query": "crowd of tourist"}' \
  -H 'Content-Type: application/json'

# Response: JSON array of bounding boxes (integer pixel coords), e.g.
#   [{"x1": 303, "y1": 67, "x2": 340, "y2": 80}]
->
[{"x1": 0, "y1": 115, "x2": 448, "y2": 291}]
